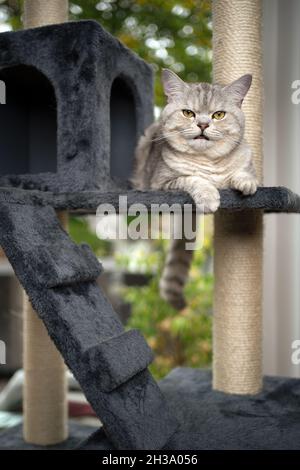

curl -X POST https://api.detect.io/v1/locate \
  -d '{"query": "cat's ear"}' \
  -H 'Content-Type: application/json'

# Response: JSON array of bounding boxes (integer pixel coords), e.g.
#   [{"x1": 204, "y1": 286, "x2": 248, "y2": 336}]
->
[
  {"x1": 162, "y1": 68, "x2": 187, "y2": 102},
  {"x1": 223, "y1": 74, "x2": 252, "y2": 106}
]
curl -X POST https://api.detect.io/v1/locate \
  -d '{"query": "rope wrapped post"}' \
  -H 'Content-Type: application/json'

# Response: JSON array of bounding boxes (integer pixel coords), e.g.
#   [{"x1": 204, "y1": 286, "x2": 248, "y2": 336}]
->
[
  {"x1": 23, "y1": 211, "x2": 69, "y2": 445},
  {"x1": 212, "y1": 0, "x2": 263, "y2": 394},
  {"x1": 23, "y1": 1, "x2": 69, "y2": 445}
]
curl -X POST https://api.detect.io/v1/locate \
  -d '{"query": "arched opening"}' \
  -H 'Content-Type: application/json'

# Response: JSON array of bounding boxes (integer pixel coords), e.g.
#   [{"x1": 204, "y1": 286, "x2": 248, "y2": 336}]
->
[
  {"x1": 0, "y1": 65, "x2": 57, "y2": 175},
  {"x1": 110, "y1": 77, "x2": 137, "y2": 181}
]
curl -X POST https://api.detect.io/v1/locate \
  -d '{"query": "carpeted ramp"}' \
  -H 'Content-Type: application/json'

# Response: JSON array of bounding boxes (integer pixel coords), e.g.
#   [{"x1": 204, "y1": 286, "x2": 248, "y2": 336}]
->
[{"x1": 0, "y1": 194, "x2": 178, "y2": 450}]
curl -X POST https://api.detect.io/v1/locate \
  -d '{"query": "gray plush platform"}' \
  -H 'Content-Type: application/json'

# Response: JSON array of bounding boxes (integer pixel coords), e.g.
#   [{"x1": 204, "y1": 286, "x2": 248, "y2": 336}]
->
[
  {"x1": 0, "y1": 186, "x2": 299, "y2": 213},
  {"x1": 81, "y1": 368, "x2": 300, "y2": 450},
  {"x1": 0, "y1": 422, "x2": 96, "y2": 450}
]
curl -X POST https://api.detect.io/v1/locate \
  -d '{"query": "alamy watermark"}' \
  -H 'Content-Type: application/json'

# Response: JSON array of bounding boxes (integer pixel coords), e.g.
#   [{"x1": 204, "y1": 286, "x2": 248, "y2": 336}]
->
[
  {"x1": 0, "y1": 340, "x2": 6, "y2": 365},
  {"x1": 95, "y1": 195, "x2": 205, "y2": 250},
  {"x1": 0, "y1": 80, "x2": 5, "y2": 104},
  {"x1": 290, "y1": 80, "x2": 300, "y2": 104},
  {"x1": 291, "y1": 339, "x2": 300, "y2": 365}
]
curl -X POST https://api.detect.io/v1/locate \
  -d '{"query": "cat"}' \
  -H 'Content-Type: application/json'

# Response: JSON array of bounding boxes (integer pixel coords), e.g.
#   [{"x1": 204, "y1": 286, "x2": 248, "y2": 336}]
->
[{"x1": 132, "y1": 69, "x2": 258, "y2": 310}]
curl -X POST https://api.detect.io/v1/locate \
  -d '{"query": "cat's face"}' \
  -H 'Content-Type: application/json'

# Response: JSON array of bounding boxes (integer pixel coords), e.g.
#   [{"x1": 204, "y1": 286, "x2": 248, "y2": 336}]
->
[{"x1": 160, "y1": 69, "x2": 252, "y2": 158}]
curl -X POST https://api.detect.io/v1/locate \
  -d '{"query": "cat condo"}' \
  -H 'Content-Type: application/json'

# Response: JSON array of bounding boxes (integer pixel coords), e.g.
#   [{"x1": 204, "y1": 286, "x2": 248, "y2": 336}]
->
[{"x1": 0, "y1": 0, "x2": 300, "y2": 450}]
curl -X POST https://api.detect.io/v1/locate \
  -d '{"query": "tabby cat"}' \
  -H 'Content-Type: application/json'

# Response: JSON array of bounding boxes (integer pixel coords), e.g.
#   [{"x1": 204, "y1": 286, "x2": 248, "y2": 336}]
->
[{"x1": 132, "y1": 69, "x2": 258, "y2": 310}]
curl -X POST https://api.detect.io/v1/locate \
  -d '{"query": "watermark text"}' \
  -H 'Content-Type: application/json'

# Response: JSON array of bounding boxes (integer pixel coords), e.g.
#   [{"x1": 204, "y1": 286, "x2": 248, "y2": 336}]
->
[
  {"x1": 291, "y1": 339, "x2": 300, "y2": 365},
  {"x1": 95, "y1": 195, "x2": 204, "y2": 250},
  {"x1": 0, "y1": 80, "x2": 5, "y2": 104},
  {"x1": 0, "y1": 340, "x2": 6, "y2": 365}
]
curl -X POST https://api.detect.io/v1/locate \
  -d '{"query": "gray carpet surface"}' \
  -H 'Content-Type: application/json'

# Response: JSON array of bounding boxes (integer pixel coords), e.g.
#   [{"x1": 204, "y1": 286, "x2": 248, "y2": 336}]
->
[{"x1": 80, "y1": 368, "x2": 300, "y2": 450}]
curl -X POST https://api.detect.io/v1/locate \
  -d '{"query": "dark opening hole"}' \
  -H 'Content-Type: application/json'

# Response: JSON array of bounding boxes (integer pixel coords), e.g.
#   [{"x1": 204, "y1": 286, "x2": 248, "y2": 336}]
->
[
  {"x1": 110, "y1": 77, "x2": 137, "y2": 181},
  {"x1": 0, "y1": 64, "x2": 57, "y2": 175}
]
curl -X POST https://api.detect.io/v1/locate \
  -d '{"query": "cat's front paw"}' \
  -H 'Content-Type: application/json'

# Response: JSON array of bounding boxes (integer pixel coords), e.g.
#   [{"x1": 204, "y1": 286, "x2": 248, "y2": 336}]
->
[
  {"x1": 192, "y1": 187, "x2": 220, "y2": 213},
  {"x1": 232, "y1": 177, "x2": 258, "y2": 196}
]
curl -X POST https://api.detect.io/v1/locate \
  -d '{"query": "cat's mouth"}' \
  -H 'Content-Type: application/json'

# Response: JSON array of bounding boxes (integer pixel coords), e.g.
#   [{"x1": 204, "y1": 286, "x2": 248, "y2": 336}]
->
[{"x1": 194, "y1": 134, "x2": 209, "y2": 141}]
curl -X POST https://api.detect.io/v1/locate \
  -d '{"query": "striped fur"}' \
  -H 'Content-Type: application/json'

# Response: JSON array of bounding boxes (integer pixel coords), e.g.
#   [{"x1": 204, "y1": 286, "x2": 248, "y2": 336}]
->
[
  {"x1": 159, "y1": 235, "x2": 195, "y2": 310},
  {"x1": 132, "y1": 70, "x2": 257, "y2": 309}
]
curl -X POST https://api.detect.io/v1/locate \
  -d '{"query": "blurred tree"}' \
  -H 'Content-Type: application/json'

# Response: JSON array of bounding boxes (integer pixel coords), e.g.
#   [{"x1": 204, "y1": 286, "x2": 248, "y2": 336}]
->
[
  {"x1": 69, "y1": 216, "x2": 112, "y2": 257},
  {"x1": 71, "y1": 0, "x2": 212, "y2": 106},
  {"x1": 0, "y1": 0, "x2": 212, "y2": 105}
]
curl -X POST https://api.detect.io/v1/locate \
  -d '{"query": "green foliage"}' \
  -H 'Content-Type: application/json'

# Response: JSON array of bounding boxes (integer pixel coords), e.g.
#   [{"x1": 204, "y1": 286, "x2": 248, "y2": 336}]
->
[
  {"x1": 0, "y1": 1, "x2": 22, "y2": 29},
  {"x1": 71, "y1": 0, "x2": 212, "y2": 106},
  {"x1": 69, "y1": 216, "x2": 111, "y2": 257},
  {"x1": 119, "y1": 220, "x2": 213, "y2": 380}
]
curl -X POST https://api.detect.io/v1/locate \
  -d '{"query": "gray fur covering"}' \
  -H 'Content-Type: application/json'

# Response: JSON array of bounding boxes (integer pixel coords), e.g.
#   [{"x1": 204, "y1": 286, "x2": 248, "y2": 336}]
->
[
  {"x1": 0, "y1": 186, "x2": 298, "y2": 213},
  {"x1": 0, "y1": 20, "x2": 153, "y2": 192},
  {"x1": 81, "y1": 368, "x2": 300, "y2": 450}
]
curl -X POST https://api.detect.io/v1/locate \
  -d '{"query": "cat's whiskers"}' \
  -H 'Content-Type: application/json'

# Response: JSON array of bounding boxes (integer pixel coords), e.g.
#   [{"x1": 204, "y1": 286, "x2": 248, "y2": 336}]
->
[
  {"x1": 154, "y1": 134, "x2": 184, "y2": 142},
  {"x1": 150, "y1": 128, "x2": 192, "y2": 143},
  {"x1": 226, "y1": 135, "x2": 241, "y2": 146}
]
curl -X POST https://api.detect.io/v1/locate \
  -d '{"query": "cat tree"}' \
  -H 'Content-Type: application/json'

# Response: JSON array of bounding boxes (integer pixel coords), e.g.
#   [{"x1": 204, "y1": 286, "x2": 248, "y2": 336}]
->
[
  {"x1": 213, "y1": 0, "x2": 263, "y2": 394},
  {"x1": 0, "y1": 0, "x2": 300, "y2": 450}
]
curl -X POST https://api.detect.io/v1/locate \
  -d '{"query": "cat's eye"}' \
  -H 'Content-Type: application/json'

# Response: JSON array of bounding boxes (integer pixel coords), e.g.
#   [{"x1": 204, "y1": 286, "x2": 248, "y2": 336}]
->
[
  {"x1": 212, "y1": 110, "x2": 226, "y2": 120},
  {"x1": 182, "y1": 109, "x2": 195, "y2": 118}
]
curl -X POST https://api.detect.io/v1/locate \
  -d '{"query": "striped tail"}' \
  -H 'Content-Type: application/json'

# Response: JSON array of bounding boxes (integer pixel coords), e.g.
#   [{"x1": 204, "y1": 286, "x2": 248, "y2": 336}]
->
[{"x1": 159, "y1": 235, "x2": 195, "y2": 310}]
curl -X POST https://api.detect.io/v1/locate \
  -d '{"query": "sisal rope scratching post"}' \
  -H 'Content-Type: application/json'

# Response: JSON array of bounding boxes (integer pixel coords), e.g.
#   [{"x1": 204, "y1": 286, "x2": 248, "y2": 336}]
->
[
  {"x1": 23, "y1": 1, "x2": 69, "y2": 445},
  {"x1": 212, "y1": 0, "x2": 263, "y2": 394},
  {"x1": 23, "y1": 0, "x2": 68, "y2": 28},
  {"x1": 23, "y1": 211, "x2": 69, "y2": 445}
]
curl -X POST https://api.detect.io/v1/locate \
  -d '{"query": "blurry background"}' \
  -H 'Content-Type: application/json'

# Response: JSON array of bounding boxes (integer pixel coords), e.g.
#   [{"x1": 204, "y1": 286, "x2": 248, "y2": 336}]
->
[
  {"x1": 0, "y1": 0, "x2": 299, "y2": 395},
  {"x1": 263, "y1": 0, "x2": 300, "y2": 378}
]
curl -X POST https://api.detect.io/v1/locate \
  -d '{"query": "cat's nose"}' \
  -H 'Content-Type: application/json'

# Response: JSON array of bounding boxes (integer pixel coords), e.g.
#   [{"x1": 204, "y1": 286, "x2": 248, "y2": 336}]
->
[{"x1": 197, "y1": 123, "x2": 209, "y2": 131}]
